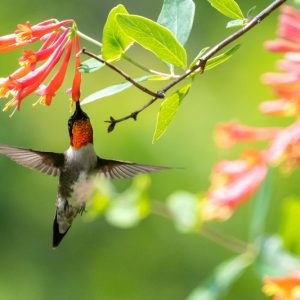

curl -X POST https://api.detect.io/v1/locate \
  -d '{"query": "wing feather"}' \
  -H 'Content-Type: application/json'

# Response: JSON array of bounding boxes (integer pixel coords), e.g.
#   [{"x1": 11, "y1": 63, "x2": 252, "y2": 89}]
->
[
  {"x1": 96, "y1": 157, "x2": 170, "y2": 180},
  {"x1": 0, "y1": 145, "x2": 64, "y2": 176}
]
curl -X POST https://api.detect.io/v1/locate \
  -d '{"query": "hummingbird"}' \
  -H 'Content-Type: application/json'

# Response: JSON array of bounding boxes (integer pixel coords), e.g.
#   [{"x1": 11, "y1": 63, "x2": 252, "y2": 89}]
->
[{"x1": 0, "y1": 101, "x2": 168, "y2": 247}]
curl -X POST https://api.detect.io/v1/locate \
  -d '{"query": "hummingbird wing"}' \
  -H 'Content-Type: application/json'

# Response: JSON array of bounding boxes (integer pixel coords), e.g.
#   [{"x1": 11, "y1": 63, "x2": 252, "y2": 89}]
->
[
  {"x1": 96, "y1": 157, "x2": 170, "y2": 179},
  {"x1": 0, "y1": 144, "x2": 65, "y2": 176}
]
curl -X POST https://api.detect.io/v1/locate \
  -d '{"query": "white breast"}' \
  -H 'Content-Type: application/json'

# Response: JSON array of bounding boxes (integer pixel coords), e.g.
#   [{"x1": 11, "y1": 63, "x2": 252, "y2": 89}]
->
[{"x1": 65, "y1": 143, "x2": 97, "y2": 170}]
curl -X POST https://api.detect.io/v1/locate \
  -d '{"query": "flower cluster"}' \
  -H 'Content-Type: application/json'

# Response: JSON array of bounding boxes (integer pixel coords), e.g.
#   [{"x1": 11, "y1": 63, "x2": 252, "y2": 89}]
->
[
  {"x1": 0, "y1": 19, "x2": 81, "y2": 114},
  {"x1": 263, "y1": 272, "x2": 300, "y2": 300},
  {"x1": 201, "y1": 6, "x2": 300, "y2": 221}
]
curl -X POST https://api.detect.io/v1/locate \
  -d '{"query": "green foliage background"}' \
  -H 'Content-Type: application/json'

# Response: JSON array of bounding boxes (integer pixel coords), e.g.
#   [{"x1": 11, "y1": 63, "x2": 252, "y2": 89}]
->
[{"x1": 0, "y1": 0, "x2": 297, "y2": 299}]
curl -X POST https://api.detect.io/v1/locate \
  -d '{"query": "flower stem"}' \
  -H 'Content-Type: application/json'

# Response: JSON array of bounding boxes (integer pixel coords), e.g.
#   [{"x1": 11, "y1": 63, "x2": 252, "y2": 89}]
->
[
  {"x1": 76, "y1": 30, "x2": 103, "y2": 48},
  {"x1": 152, "y1": 201, "x2": 252, "y2": 255}
]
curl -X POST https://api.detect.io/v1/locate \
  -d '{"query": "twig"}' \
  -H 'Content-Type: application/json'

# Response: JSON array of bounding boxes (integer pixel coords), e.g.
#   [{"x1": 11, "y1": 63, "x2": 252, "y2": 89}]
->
[
  {"x1": 105, "y1": 0, "x2": 286, "y2": 132},
  {"x1": 81, "y1": 49, "x2": 165, "y2": 99}
]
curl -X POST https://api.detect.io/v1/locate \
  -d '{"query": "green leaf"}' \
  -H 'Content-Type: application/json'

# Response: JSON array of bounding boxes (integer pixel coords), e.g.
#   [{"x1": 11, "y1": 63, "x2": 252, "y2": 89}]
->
[
  {"x1": 152, "y1": 83, "x2": 191, "y2": 143},
  {"x1": 116, "y1": 14, "x2": 187, "y2": 68},
  {"x1": 256, "y1": 236, "x2": 300, "y2": 277},
  {"x1": 226, "y1": 19, "x2": 247, "y2": 29},
  {"x1": 157, "y1": 0, "x2": 195, "y2": 46},
  {"x1": 81, "y1": 75, "x2": 162, "y2": 105},
  {"x1": 249, "y1": 171, "x2": 272, "y2": 241},
  {"x1": 105, "y1": 175, "x2": 151, "y2": 228},
  {"x1": 102, "y1": 4, "x2": 133, "y2": 61},
  {"x1": 167, "y1": 191, "x2": 200, "y2": 233},
  {"x1": 206, "y1": 44, "x2": 240, "y2": 70},
  {"x1": 189, "y1": 47, "x2": 209, "y2": 69},
  {"x1": 207, "y1": 0, "x2": 244, "y2": 20},
  {"x1": 78, "y1": 56, "x2": 105, "y2": 73},
  {"x1": 279, "y1": 197, "x2": 300, "y2": 255},
  {"x1": 187, "y1": 255, "x2": 252, "y2": 300}
]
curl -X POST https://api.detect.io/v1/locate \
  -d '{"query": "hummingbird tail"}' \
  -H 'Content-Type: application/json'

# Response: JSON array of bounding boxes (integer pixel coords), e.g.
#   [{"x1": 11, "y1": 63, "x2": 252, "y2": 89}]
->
[{"x1": 52, "y1": 210, "x2": 72, "y2": 248}]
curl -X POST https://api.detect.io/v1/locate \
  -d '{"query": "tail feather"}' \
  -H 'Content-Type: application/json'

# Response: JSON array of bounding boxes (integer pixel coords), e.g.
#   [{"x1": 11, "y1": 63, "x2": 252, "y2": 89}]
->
[{"x1": 52, "y1": 211, "x2": 71, "y2": 248}]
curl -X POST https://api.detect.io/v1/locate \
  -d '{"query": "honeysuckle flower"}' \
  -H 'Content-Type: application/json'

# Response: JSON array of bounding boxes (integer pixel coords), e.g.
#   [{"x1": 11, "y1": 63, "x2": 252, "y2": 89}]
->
[
  {"x1": 215, "y1": 121, "x2": 280, "y2": 148},
  {"x1": 71, "y1": 36, "x2": 81, "y2": 102},
  {"x1": 0, "y1": 18, "x2": 82, "y2": 112},
  {"x1": 0, "y1": 19, "x2": 73, "y2": 52},
  {"x1": 201, "y1": 150, "x2": 268, "y2": 221},
  {"x1": 18, "y1": 32, "x2": 60, "y2": 70},
  {"x1": 36, "y1": 41, "x2": 73, "y2": 105},
  {"x1": 259, "y1": 99, "x2": 300, "y2": 116},
  {"x1": 263, "y1": 271, "x2": 300, "y2": 300},
  {"x1": 267, "y1": 121, "x2": 300, "y2": 171}
]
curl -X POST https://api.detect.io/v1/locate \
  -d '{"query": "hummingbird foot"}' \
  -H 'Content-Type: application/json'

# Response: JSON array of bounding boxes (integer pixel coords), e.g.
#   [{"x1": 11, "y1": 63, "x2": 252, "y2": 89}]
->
[{"x1": 79, "y1": 204, "x2": 86, "y2": 215}]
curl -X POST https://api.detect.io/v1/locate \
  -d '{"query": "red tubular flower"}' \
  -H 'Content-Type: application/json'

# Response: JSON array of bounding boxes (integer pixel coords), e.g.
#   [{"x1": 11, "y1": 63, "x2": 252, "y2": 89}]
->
[
  {"x1": 0, "y1": 20, "x2": 71, "y2": 52},
  {"x1": 263, "y1": 271, "x2": 300, "y2": 300},
  {"x1": 0, "y1": 17, "x2": 82, "y2": 112},
  {"x1": 215, "y1": 121, "x2": 280, "y2": 148},
  {"x1": 267, "y1": 121, "x2": 300, "y2": 171},
  {"x1": 201, "y1": 150, "x2": 268, "y2": 221},
  {"x1": 259, "y1": 99, "x2": 300, "y2": 116},
  {"x1": 262, "y1": 6, "x2": 300, "y2": 118},
  {"x1": 36, "y1": 41, "x2": 73, "y2": 105},
  {"x1": 71, "y1": 36, "x2": 81, "y2": 102}
]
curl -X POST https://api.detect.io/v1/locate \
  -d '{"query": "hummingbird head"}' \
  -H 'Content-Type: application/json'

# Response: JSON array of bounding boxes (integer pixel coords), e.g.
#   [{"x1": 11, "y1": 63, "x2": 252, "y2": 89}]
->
[{"x1": 68, "y1": 101, "x2": 93, "y2": 149}]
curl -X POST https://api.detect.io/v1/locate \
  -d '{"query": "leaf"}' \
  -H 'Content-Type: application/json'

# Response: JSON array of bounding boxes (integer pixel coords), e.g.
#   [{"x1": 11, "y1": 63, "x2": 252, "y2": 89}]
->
[
  {"x1": 187, "y1": 255, "x2": 252, "y2": 300},
  {"x1": 116, "y1": 14, "x2": 187, "y2": 68},
  {"x1": 226, "y1": 19, "x2": 247, "y2": 29},
  {"x1": 157, "y1": 0, "x2": 195, "y2": 46},
  {"x1": 256, "y1": 236, "x2": 300, "y2": 277},
  {"x1": 249, "y1": 171, "x2": 272, "y2": 241},
  {"x1": 105, "y1": 175, "x2": 151, "y2": 228},
  {"x1": 279, "y1": 197, "x2": 300, "y2": 255},
  {"x1": 81, "y1": 75, "x2": 162, "y2": 105},
  {"x1": 207, "y1": 0, "x2": 244, "y2": 20},
  {"x1": 102, "y1": 4, "x2": 133, "y2": 61},
  {"x1": 189, "y1": 47, "x2": 209, "y2": 69},
  {"x1": 167, "y1": 191, "x2": 200, "y2": 233},
  {"x1": 152, "y1": 83, "x2": 191, "y2": 143},
  {"x1": 78, "y1": 56, "x2": 105, "y2": 73},
  {"x1": 206, "y1": 44, "x2": 240, "y2": 70}
]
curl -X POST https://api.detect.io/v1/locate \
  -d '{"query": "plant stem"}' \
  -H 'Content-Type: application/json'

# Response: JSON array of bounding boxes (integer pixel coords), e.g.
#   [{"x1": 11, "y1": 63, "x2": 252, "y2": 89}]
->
[
  {"x1": 82, "y1": 49, "x2": 165, "y2": 99},
  {"x1": 201, "y1": 225, "x2": 250, "y2": 255},
  {"x1": 152, "y1": 201, "x2": 251, "y2": 255},
  {"x1": 76, "y1": 30, "x2": 103, "y2": 48},
  {"x1": 105, "y1": 0, "x2": 287, "y2": 131}
]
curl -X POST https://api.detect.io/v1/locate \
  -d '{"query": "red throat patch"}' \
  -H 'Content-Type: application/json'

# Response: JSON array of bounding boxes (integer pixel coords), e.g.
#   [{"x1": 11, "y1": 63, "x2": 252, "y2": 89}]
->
[{"x1": 71, "y1": 119, "x2": 93, "y2": 149}]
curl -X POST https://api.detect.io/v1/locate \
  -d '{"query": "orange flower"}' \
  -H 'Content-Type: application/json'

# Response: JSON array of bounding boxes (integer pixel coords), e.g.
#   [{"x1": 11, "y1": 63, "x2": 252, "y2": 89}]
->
[
  {"x1": 215, "y1": 121, "x2": 280, "y2": 148},
  {"x1": 201, "y1": 150, "x2": 267, "y2": 220},
  {"x1": 267, "y1": 121, "x2": 300, "y2": 171},
  {"x1": 262, "y1": 6, "x2": 300, "y2": 117},
  {"x1": 0, "y1": 18, "x2": 82, "y2": 112},
  {"x1": 71, "y1": 36, "x2": 81, "y2": 102},
  {"x1": 36, "y1": 41, "x2": 73, "y2": 105},
  {"x1": 263, "y1": 272, "x2": 300, "y2": 300},
  {"x1": 259, "y1": 99, "x2": 300, "y2": 116}
]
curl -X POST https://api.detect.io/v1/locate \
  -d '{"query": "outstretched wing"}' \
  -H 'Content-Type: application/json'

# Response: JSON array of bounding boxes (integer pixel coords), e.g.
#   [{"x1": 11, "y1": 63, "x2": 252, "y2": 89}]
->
[
  {"x1": 0, "y1": 145, "x2": 65, "y2": 176},
  {"x1": 96, "y1": 157, "x2": 170, "y2": 180}
]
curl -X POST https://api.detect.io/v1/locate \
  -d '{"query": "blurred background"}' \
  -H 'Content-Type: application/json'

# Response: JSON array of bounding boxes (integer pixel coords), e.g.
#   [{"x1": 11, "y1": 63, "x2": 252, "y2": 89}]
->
[{"x1": 0, "y1": 0, "x2": 297, "y2": 299}]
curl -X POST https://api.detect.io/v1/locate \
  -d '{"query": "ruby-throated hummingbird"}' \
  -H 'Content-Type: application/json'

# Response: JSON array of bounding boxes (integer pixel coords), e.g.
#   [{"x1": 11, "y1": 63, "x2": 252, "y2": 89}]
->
[{"x1": 0, "y1": 101, "x2": 168, "y2": 247}]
